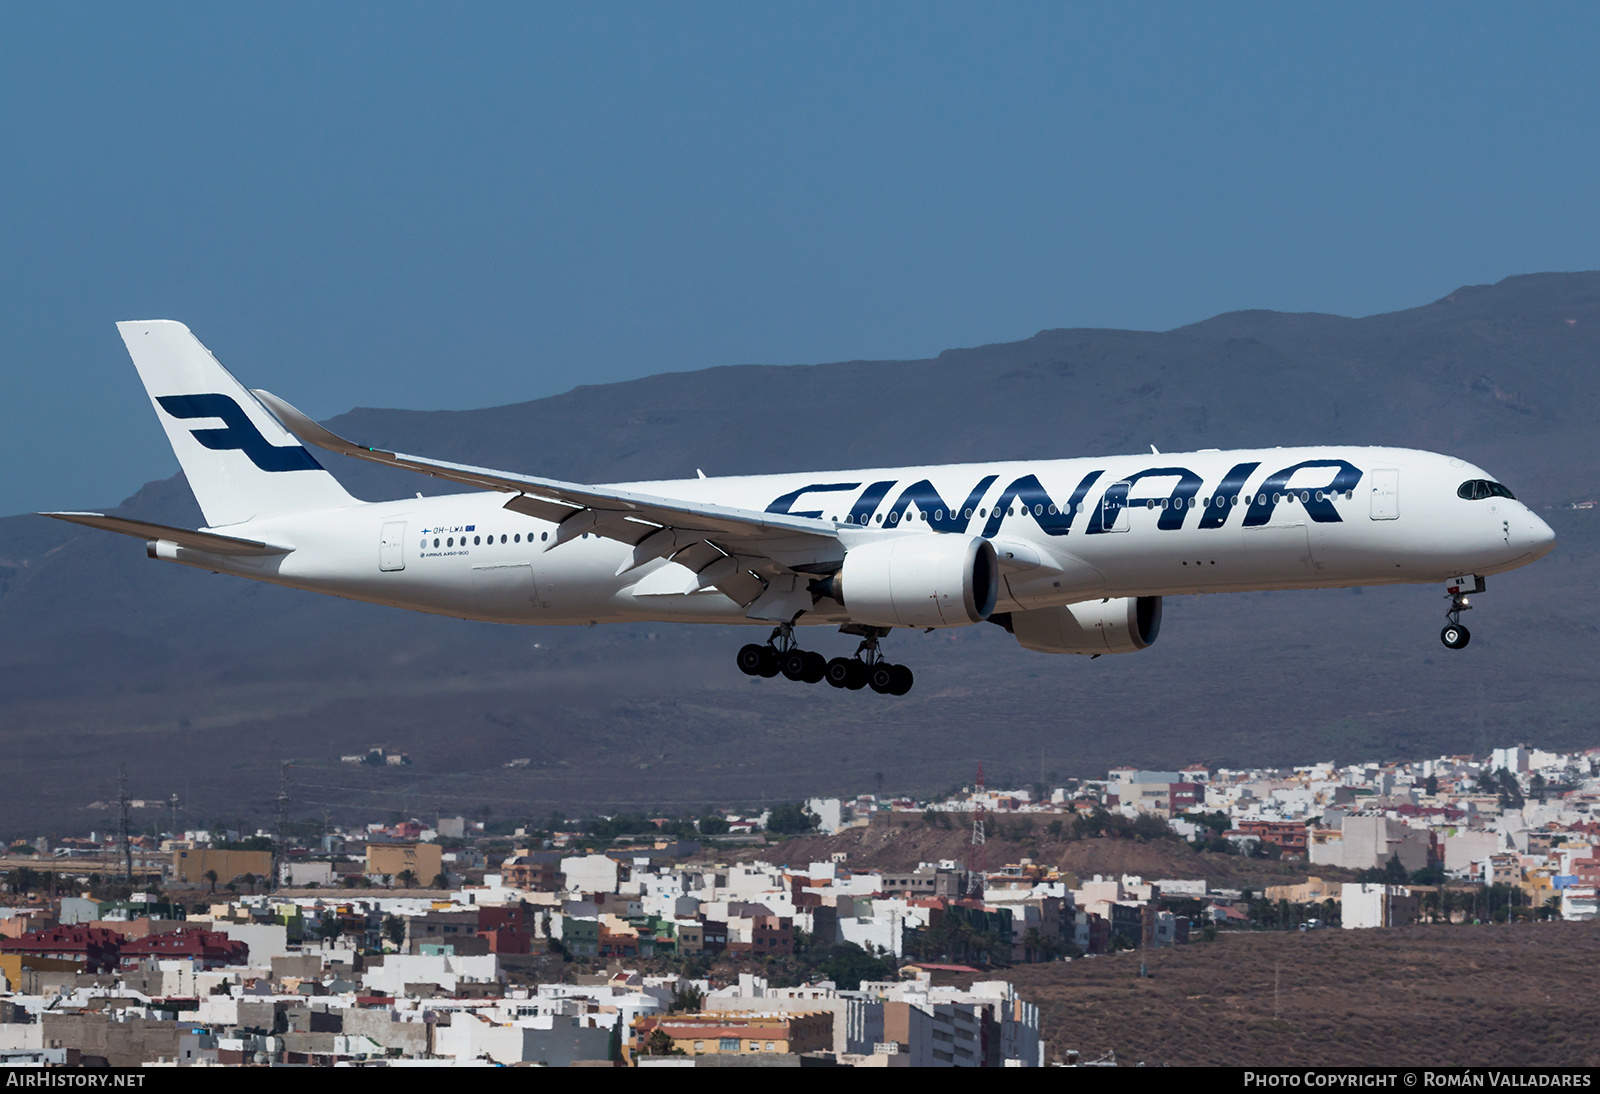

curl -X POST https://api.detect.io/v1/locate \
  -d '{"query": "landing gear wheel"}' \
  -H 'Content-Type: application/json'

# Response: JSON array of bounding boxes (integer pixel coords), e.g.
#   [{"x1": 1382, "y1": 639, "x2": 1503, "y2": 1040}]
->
[
  {"x1": 757, "y1": 647, "x2": 781, "y2": 677},
  {"x1": 736, "y1": 644, "x2": 767, "y2": 676},
  {"x1": 888, "y1": 664, "x2": 914, "y2": 696},
  {"x1": 824, "y1": 657, "x2": 853, "y2": 688},
  {"x1": 780, "y1": 650, "x2": 809, "y2": 681},
  {"x1": 802, "y1": 651, "x2": 827, "y2": 684},
  {"x1": 868, "y1": 663, "x2": 896, "y2": 693},
  {"x1": 1440, "y1": 576, "x2": 1483, "y2": 652},
  {"x1": 844, "y1": 660, "x2": 869, "y2": 690}
]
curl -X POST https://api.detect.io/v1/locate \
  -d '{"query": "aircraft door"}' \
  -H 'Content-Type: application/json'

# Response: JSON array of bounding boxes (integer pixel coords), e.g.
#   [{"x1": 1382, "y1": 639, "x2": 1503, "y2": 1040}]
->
[
  {"x1": 1099, "y1": 483, "x2": 1130, "y2": 533},
  {"x1": 379, "y1": 521, "x2": 407, "y2": 571},
  {"x1": 1369, "y1": 468, "x2": 1400, "y2": 520}
]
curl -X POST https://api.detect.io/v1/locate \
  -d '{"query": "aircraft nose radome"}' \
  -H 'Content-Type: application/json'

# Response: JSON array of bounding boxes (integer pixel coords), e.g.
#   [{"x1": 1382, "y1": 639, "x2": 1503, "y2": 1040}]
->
[{"x1": 1522, "y1": 510, "x2": 1557, "y2": 560}]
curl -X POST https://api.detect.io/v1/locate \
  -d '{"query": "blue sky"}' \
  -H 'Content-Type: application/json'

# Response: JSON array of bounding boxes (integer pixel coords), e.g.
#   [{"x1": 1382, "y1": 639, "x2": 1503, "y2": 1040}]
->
[{"x1": 5, "y1": 3, "x2": 1599, "y2": 515}]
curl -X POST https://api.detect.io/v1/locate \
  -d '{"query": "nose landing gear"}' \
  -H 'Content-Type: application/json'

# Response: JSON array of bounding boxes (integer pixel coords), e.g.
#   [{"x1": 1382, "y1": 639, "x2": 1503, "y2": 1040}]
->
[{"x1": 1441, "y1": 575, "x2": 1485, "y2": 650}]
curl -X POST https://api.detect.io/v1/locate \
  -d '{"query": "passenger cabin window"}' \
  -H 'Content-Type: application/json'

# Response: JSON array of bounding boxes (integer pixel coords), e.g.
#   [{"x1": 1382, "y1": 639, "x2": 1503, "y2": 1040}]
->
[{"x1": 1457, "y1": 479, "x2": 1516, "y2": 501}]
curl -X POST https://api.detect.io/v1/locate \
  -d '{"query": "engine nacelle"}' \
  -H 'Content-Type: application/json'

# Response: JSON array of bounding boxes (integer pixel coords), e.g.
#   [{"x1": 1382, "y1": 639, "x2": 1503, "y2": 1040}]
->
[
  {"x1": 835, "y1": 535, "x2": 999, "y2": 628},
  {"x1": 1004, "y1": 596, "x2": 1162, "y2": 655}
]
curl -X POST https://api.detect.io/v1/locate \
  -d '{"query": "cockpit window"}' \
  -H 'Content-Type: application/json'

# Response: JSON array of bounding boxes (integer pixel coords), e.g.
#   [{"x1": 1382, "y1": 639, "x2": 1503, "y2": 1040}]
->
[{"x1": 1457, "y1": 479, "x2": 1516, "y2": 501}]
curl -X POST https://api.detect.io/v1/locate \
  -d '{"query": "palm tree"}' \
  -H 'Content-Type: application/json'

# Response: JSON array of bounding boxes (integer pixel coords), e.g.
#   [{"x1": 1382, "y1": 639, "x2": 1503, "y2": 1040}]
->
[
  {"x1": 204, "y1": 869, "x2": 219, "y2": 895},
  {"x1": 396, "y1": 869, "x2": 418, "y2": 890},
  {"x1": 4, "y1": 866, "x2": 40, "y2": 895}
]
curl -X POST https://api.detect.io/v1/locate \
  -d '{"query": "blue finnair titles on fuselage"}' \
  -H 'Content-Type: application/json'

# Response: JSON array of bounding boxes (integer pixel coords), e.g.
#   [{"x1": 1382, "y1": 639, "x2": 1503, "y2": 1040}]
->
[{"x1": 210, "y1": 444, "x2": 1554, "y2": 627}]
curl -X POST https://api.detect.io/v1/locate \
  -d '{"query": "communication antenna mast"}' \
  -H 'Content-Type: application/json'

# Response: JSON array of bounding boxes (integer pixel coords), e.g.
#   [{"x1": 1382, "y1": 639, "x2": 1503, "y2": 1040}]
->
[
  {"x1": 274, "y1": 762, "x2": 292, "y2": 891},
  {"x1": 118, "y1": 765, "x2": 134, "y2": 883},
  {"x1": 969, "y1": 761, "x2": 987, "y2": 896}
]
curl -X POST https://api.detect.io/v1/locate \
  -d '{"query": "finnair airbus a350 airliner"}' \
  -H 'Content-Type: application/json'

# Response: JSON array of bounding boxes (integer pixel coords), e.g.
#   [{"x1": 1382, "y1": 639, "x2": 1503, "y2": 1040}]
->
[{"x1": 50, "y1": 322, "x2": 1557, "y2": 696}]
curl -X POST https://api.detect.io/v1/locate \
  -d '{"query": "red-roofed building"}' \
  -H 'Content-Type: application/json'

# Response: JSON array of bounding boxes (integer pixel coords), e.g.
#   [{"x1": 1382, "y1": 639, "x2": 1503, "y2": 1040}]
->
[
  {"x1": 1234, "y1": 820, "x2": 1309, "y2": 854},
  {"x1": 1170, "y1": 782, "x2": 1204, "y2": 813},
  {"x1": 0, "y1": 926, "x2": 123, "y2": 973},
  {"x1": 1209, "y1": 903, "x2": 1248, "y2": 925},
  {"x1": 725, "y1": 914, "x2": 793, "y2": 959},
  {"x1": 119, "y1": 929, "x2": 248, "y2": 969},
  {"x1": 475, "y1": 904, "x2": 534, "y2": 954}
]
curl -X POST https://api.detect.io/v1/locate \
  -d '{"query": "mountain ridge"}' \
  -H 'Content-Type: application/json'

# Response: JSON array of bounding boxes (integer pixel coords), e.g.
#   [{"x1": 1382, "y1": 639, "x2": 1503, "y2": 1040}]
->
[{"x1": 2, "y1": 271, "x2": 1598, "y2": 835}]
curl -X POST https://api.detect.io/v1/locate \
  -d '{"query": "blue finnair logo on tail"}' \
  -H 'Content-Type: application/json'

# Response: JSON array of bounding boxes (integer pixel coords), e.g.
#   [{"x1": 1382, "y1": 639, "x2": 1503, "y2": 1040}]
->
[{"x1": 156, "y1": 393, "x2": 323, "y2": 473}]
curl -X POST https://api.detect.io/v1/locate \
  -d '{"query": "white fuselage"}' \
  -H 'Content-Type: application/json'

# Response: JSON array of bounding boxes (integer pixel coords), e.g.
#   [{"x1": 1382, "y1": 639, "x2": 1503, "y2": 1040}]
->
[{"x1": 155, "y1": 445, "x2": 1556, "y2": 629}]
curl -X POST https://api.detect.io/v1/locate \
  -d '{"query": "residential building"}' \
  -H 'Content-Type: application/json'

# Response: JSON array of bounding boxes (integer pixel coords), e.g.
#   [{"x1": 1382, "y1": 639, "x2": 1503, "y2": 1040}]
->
[
  {"x1": 633, "y1": 1011, "x2": 833, "y2": 1058},
  {"x1": 119, "y1": 929, "x2": 248, "y2": 969},
  {"x1": 366, "y1": 843, "x2": 443, "y2": 883},
  {"x1": 1341, "y1": 884, "x2": 1420, "y2": 929}
]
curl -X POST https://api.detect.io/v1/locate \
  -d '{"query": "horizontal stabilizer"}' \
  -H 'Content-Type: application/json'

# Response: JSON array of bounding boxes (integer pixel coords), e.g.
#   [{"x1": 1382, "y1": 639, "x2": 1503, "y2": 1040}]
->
[{"x1": 41, "y1": 512, "x2": 293, "y2": 556}]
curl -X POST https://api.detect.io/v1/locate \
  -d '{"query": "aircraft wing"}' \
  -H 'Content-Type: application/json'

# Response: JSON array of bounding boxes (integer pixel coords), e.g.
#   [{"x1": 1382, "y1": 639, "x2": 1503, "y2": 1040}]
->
[
  {"x1": 41, "y1": 512, "x2": 293, "y2": 556},
  {"x1": 253, "y1": 389, "x2": 845, "y2": 617}
]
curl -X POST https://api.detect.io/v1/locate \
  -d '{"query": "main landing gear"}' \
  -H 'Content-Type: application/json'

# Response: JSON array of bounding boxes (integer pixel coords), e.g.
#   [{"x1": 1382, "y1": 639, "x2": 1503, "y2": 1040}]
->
[
  {"x1": 825, "y1": 627, "x2": 914, "y2": 696},
  {"x1": 736, "y1": 624, "x2": 826, "y2": 683},
  {"x1": 1441, "y1": 575, "x2": 1485, "y2": 650},
  {"x1": 735, "y1": 624, "x2": 914, "y2": 695}
]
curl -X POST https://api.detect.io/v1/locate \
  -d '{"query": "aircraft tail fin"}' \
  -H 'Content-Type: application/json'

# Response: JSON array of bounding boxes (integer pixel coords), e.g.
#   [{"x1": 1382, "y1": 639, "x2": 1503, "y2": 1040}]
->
[{"x1": 117, "y1": 320, "x2": 356, "y2": 527}]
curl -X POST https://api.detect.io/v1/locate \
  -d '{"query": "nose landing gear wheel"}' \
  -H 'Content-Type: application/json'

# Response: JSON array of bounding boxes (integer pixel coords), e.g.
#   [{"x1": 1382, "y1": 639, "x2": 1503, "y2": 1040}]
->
[{"x1": 1440, "y1": 576, "x2": 1483, "y2": 651}]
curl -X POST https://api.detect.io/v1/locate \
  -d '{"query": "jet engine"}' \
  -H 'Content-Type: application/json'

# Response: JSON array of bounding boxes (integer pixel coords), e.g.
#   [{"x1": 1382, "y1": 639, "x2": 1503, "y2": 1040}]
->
[
  {"x1": 826, "y1": 535, "x2": 999, "y2": 628},
  {"x1": 998, "y1": 596, "x2": 1162, "y2": 655}
]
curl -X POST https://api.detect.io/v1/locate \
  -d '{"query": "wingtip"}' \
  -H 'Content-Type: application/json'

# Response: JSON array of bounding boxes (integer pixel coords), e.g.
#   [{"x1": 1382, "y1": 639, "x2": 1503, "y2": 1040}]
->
[{"x1": 252, "y1": 389, "x2": 351, "y2": 453}]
